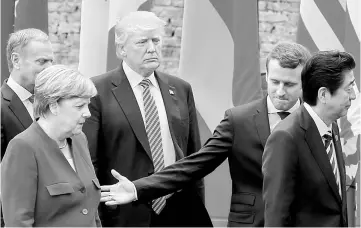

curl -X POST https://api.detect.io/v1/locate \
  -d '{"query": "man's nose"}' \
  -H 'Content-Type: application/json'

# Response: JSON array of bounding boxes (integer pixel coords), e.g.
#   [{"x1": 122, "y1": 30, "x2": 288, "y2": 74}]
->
[
  {"x1": 349, "y1": 86, "x2": 357, "y2": 100},
  {"x1": 276, "y1": 84, "x2": 286, "y2": 96},
  {"x1": 147, "y1": 41, "x2": 156, "y2": 52}
]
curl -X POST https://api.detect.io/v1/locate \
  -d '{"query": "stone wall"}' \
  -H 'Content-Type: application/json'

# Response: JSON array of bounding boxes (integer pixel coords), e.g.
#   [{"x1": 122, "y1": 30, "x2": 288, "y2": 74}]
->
[
  {"x1": 258, "y1": 0, "x2": 300, "y2": 60},
  {"x1": 48, "y1": 0, "x2": 81, "y2": 69},
  {"x1": 48, "y1": 0, "x2": 301, "y2": 75}
]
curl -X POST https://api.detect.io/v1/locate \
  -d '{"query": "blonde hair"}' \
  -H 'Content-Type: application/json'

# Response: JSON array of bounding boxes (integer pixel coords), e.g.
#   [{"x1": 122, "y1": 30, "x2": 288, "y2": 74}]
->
[
  {"x1": 114, "y1": 11, "x2": 166, "y2": 57},
  {"x1": 34, "y1": 65, "x2": 97, "y2": 118}
]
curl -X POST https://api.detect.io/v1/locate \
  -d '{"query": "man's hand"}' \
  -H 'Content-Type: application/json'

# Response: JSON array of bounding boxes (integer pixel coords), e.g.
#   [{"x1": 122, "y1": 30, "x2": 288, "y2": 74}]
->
[{"x1": 100, "y1": 169, "x2": 136, "y2": 205}]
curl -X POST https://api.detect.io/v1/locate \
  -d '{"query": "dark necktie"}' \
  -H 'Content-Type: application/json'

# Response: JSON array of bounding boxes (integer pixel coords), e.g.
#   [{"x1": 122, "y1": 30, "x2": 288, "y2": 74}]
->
[
  {"x1": 139, "y1": 78, "x2": 166, "y2": 214},
  {"x1": 277, "y1": 111, "x2": 290, "y2": 120},
  {"x1": 28, "y1": 94, "x2": 34, "y2": 103}
]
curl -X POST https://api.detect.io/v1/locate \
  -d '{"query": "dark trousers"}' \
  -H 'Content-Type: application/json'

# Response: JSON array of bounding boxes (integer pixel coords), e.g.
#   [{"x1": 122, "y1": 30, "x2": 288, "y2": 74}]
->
[{"x1": 150, "y1": 190, "x2": 213, "y2": 227}]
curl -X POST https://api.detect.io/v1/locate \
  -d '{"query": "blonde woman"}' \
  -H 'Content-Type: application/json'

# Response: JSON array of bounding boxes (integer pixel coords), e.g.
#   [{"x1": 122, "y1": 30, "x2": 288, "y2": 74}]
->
[{"x1": 1, "y1": 65, "x2": 101, "y2": 227}]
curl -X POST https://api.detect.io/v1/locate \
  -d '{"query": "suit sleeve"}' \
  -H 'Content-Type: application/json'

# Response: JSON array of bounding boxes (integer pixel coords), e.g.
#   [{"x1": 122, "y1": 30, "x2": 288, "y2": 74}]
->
[
  {"x1": 1, "y1": 139, "x2": 37, "y2": 227},
  {"x1": 83, "y1": 94, "x2": 101, "y2": 175},
  {"x1": 133, "y1": 109, "x2": 234, "y2": 201},
  {"x1": 262, "y1": 129, "x2": 298, "y2": 226},
  {"x1": 185, "y1": 85, "x2": 205, "y2": 201}
]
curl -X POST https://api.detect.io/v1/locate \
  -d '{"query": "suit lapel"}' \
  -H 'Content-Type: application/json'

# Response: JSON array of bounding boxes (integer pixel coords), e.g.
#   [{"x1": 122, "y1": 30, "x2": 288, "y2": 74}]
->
[
  {"x1": 1, "y1": 81, "x2": 32, "y2": 128},
  {"x1": 71, "y1": 137, "x2": 90, "y2": 185},
  {"x1": 301, "y1": 106, "x2": 342, "y2": 204},
  {"x1": 155, "y1": 72, "x2": 183, "y2": 160},
  {"x1": 254, "y1": 97, "x2": 271, "y2": 148},
  {"x1": 111, "y1": 66, "x2": 152, "y2": 160},
  {"x1": 332, "y1": 122, "x2": 347, "y2": 201}
]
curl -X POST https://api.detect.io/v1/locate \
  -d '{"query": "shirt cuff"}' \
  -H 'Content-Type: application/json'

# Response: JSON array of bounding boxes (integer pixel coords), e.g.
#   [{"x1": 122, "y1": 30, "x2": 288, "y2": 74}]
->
[{"x1": 132, "y1": 182, "x2": 138, "y2": 201}]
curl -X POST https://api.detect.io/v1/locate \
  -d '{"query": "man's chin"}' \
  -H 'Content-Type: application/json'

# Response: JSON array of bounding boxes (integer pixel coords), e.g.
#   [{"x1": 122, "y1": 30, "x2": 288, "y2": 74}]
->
[
  {"x1": 274, "y1": 102, "x2": 290, "y2": 111},
  {"x1": 144, "y1": 62, "x2": 160, "y2": 71}
]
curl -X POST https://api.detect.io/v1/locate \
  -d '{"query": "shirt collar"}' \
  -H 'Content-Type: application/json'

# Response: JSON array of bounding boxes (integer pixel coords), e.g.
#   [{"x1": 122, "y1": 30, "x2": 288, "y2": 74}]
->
[
  {"x1": 7, "y1": 76, "x2": 33, "y2": 102},
  {"x1": 267, "y1": 95, "x2": 300, "y2": 114},
  {"x1": 304, "y1": 102, "x2": 332, "y2": 136},
  {"x1": 122, "y1": 61, "x2": 159, "y2": 90}
]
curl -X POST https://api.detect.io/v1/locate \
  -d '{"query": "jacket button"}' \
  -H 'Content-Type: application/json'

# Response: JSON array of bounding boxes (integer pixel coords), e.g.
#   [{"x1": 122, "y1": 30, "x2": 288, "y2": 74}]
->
[
  {"x1": 82, "y1": 209, "x2": 88, "y2": 215},
  {"x1": 80, "y1": 187, "x2": 86, "y2": 193}
]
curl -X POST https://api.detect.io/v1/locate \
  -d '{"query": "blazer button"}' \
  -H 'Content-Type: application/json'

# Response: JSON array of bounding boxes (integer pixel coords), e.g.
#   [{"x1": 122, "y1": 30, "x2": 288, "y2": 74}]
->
[
  {"x1": 80, "y1": 187, "x2": 86, "y2": 193},
  {"x1": 82, "y1": 209, "x2": 88, "y2": 215}
]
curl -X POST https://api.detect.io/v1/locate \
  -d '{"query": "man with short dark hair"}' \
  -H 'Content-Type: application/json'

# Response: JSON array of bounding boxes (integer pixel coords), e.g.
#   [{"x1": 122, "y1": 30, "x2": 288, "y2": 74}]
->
[
  {"x1": 262, "y1": 50, "x2": 356, "y2": 227},
  {"x1": 99, "y1": 41, "x2": 311, "y2": 227}
]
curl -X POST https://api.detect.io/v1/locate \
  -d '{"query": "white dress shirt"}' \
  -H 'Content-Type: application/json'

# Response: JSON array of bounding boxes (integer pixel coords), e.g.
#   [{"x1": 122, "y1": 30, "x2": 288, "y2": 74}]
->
[
  {"x1": 123, "y1": 61, "x2": 176, "y2": 167},
  {"x1": 267, "y1": 95, "x2": 300, "y2": 132},
  {"x1": 303, "y1": 103, "x2": 341, "y2": 188},
  {"x1": 7, "y1": 76, "x2": 34, "y2": 120}
]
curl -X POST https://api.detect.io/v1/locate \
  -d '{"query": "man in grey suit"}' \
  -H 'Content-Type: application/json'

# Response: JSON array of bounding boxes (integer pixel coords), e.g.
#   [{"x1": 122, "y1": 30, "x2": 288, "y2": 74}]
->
[{"x1": 100, "y1": 42, "x2": 311, "y2": 227}]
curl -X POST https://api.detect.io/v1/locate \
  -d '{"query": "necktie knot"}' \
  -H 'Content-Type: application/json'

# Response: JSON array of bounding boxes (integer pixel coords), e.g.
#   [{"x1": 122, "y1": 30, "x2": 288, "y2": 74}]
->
[
  {"x1": 28, "y1": 94, "x2": 34, "y2": 103},
  {"x1": 139, "y1": 78, "x2": 151, "y2": 89},
  {"x1": 277, "y1": 111, "x2": 290, "y2": 120},
  {"x1": 323, "y1": 131, "x2": 332, "y2": 149}
]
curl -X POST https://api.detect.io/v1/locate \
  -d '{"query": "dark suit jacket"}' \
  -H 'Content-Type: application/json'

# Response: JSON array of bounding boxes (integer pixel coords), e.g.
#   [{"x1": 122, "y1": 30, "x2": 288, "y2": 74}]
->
[
  {"x1": 132, "y1": 97, "x2": 271, "y2": 227},
  {"x1": 1, "y1": 80, "x2": 32, "y2": 227},
  {"x1": 1, "y1": 81, "x2": 33, "y2": 159},
  {"x1": 262, "y1": 104, "x2": 348, "y2": 227},
  {"x1": 1, "y1": 122, "x2": 101, "y2": 227},
  {"x1": 82, "y1": 65, "x2": 211, "y2": 227}
]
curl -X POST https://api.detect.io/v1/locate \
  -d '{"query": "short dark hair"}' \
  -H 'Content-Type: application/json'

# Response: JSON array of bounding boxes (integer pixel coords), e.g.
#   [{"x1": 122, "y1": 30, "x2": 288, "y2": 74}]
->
[
  {"x1": 266, "y1": 42, "x2": 311, "y2": 72},
  {"x1": 301, "y1": 50, "x2": 356, "y2": 106}
]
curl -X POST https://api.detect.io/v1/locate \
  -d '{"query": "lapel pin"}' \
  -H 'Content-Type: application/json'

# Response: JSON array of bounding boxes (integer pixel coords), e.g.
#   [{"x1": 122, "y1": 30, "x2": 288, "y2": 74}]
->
[{"x1": 169, "y1": 89, "x2": 174, "y2": 95}]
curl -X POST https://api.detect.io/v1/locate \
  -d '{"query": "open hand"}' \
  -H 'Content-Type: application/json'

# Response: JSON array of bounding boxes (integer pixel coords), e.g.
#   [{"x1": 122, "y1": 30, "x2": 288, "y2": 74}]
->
[{"x1": 100, "y1": 169, "x2": 136, "y2": 205}]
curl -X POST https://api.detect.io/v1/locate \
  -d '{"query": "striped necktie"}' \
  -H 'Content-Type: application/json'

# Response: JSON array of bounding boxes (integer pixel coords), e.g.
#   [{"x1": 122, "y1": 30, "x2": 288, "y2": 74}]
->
[
  {"x1": 323, "y1": 131, "x2": 341, "y2": 197},
  {"x1": 139, "y1": 78, "x2": 166, "y2": 214}
]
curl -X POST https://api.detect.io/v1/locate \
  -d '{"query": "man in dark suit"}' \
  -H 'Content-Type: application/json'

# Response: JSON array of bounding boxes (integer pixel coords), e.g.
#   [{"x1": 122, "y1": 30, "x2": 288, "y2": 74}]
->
[
  {"x1": 82, "y1": 11, "x2": 211, "y2": 227},
  {"x1": 1, "y1": 28, "x2": 54, "y2": 159},
  {"x1": 99, "y1": 42, "x2": 311, "y2": 227},
  {"x1": 262, "y1": 50, "x2": 356, "y2": 226},
  {"x1": 0, "y1": 28, "x2": 53, "y2": 227}
]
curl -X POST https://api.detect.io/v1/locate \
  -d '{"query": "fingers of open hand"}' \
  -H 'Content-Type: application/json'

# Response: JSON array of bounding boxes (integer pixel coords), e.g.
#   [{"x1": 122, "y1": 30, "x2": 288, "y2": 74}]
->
[
  {"x1": 100, "y1": 185, "x2": 112, "y2": 191},
  {"x1": 100, "y1": 191, "x2": 115, "y2": 201},
  {"x1": 111, "y1": 169, "x2": 127, "y2": 181},
  {"x1": 105, "y1": 200, "x2": 119, "y2": 206}
]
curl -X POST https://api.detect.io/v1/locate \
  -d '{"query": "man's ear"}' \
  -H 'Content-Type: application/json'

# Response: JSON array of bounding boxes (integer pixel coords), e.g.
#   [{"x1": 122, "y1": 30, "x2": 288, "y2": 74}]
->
[
  {"x1": 120, "y1": 50, "x2": 126, "y2": 57},
  {"x1": 318, "y1": 87, "x2": 329, "y2": 104},
  {"x1": 11, "y1": 52, "x2": 21, "y2": 70},
  {"x1": 116, "y1": 44, "x2": 126, "y2": 59}
]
